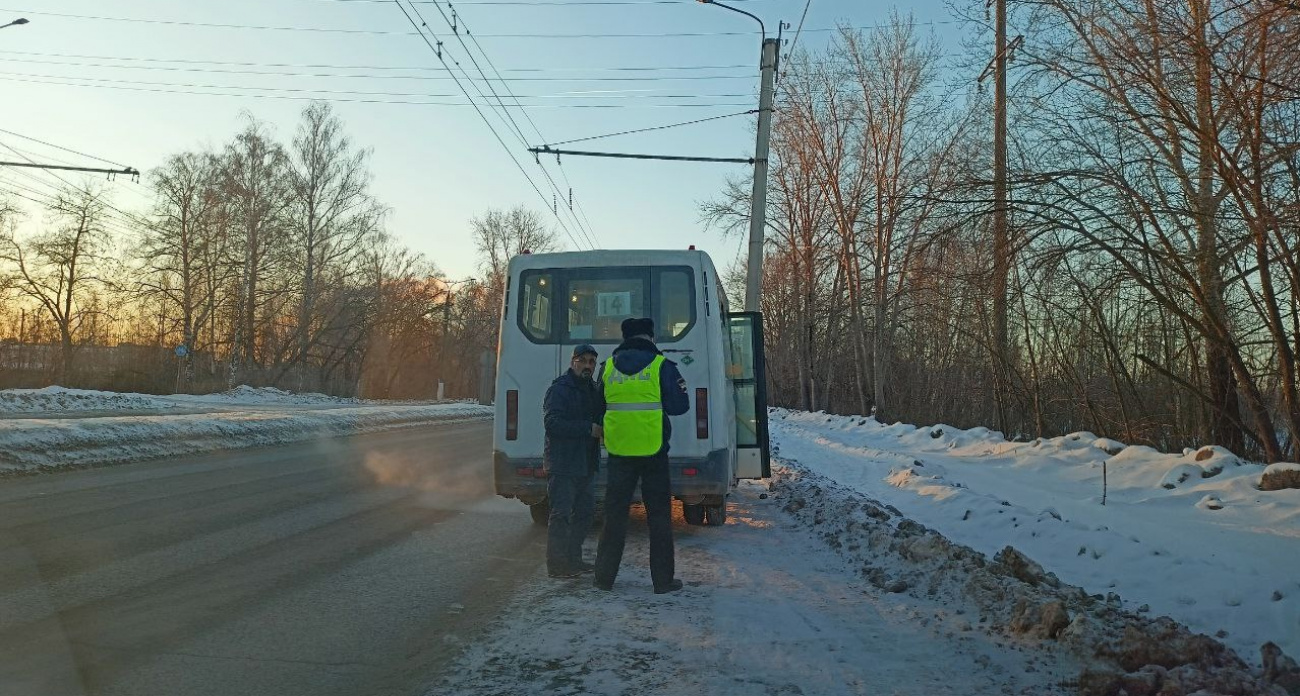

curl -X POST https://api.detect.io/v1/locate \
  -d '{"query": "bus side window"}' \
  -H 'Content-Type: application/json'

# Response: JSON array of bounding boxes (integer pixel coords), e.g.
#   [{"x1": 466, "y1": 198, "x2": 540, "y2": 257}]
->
[{"x1": 519, "y1": 272, "x2": 553, "y2": 341}]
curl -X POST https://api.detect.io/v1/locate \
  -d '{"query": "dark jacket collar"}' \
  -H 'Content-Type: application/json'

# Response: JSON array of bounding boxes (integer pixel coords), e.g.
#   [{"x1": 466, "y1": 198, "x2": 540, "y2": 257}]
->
[{"x1": 613, "y1": 336, "x2": 660, "y2": 355}]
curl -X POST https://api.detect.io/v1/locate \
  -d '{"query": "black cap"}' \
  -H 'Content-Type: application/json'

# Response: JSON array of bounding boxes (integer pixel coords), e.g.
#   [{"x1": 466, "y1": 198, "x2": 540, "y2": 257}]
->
[
  {"x1": 620, "y1": 317, "x2": 654, "y2": 339},
  {"x1": 572, "y1": 343, "x2": 598, "y2": 359}
]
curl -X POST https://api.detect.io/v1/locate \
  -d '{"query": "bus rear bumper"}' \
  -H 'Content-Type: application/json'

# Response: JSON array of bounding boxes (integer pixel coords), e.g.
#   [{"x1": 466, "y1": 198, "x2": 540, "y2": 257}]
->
[{"x1": 493, "y1": 448, "x2": 731, "y2": 504}]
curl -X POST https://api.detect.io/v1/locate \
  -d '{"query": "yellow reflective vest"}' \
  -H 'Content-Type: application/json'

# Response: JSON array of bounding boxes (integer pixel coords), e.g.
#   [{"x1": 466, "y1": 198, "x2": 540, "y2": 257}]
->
[{"x1": 601, "y1": 355, "x2": 665, "y2": 456}]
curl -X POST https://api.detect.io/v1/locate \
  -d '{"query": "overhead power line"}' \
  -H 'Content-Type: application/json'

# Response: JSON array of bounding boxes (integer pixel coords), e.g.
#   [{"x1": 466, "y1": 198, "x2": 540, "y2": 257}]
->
[
  {"x1": 392, "y1": 0, "x2": 591, "y2": 250},
  {"x1": 0, "y1": 140, "x2": 144, "y2": 232},
  {"x1": 786, "y1": 0, "x2": 813, "y2": 60},
  {"x1": 458, "y1": 21, "x2": 603, "y2": 248},
  {"x1": 529, "y1": 146, "x2": 753, "y2": 164},
  {"x1": 0, "y1": 50, "x2": 753, "y2": 73},
  {"x1": 0, "y1": 74, "x2": 756, "y2": 108},
  {"x1": 544, "y1": 109, "x2": 756, "y2": 147},
  {"x1": 1, "y1": 56, "x2": 755, "y2": 82},
  {"x1": 0, "y1": 9, "x2": 957, "y2": 38},
  {"x1": 411, "y1": 0, "x2": 603, "y2": 249},
  {"x1": 0, "y1": 69, "x2": 756, "y2": 99},
  {"x1": 292, "y1": 0, "x2": 769, "y2": 5},
  {"x1": 0, "y1": 165, "x2": 142, "y2": 238},
  {"x1": 0, "y1": 126, "x2": 132, "y2": 168}
]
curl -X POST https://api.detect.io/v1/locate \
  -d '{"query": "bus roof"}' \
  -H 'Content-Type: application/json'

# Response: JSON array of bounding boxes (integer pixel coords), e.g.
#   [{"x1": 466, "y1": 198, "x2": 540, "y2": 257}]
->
[{"x1": 508, "y1": 249, "x2": 715, "y2": 273}]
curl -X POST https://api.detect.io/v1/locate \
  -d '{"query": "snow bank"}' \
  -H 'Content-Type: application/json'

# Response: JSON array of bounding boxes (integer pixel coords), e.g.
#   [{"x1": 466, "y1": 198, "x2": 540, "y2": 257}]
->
[
  {"x1": 771, "y1": 409, "x2": 1300, "y2": 664},
  {"x1": 1261, "y1": 463, "x2": 1300, "y2": 492},
  {"x1": 769, "y1": 461, "x2": 1280, "y2": 694},
  {"x1": 167, "y1": 385, "x2": 362, "y2": 406},
  {"x1": 0, "y1": 403, "x2": 492, "y2": 473},
  {"x1": 0, "y1": 387, "x2": 176, "y2": 413},
  {"x1": 0, "y1": 385, "x2": 452, "y2": 415}
]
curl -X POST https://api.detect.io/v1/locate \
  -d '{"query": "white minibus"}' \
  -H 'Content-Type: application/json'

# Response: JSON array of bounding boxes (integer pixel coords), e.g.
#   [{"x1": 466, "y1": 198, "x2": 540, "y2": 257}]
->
[{"x1": 492, "y1": 249, "x2": 770, "y2": 526}]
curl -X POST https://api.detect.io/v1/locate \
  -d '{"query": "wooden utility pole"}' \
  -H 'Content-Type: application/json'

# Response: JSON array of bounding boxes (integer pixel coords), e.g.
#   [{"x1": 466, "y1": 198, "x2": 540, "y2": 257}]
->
[
  {"x1": 983, "y1": 0, "x2": 1012, "y2": 432},
  {"x1": 993, "y1": 0, "x2": 1009, "y2": 431}
]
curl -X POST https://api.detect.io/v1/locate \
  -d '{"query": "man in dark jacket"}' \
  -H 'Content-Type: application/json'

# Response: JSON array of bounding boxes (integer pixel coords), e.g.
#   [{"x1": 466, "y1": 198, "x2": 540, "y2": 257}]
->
[
  {"x1": 593, "y1": 317, "x2": 690, "y2": 594},
  {"x1": 542, "y1": 343, "x2": 603, "y2": 578}
]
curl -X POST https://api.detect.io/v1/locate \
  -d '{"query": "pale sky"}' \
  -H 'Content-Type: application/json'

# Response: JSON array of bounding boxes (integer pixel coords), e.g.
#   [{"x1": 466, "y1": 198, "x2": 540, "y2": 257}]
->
[{"x1": 0, "y1": 0, "x2": 971, "y2": 280}]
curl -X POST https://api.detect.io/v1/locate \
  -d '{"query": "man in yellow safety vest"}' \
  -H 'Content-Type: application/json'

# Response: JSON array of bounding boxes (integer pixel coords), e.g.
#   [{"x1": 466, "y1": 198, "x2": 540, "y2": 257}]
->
[{"x1": 592, "y1": 317, "x2": 690, "y2": 594}]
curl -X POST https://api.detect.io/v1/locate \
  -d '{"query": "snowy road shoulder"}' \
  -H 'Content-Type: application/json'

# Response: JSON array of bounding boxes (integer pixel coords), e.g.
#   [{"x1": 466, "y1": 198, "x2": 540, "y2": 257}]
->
[
  {"x1": 0, "y1": 385, "x2": 437, "y2": 416},
  {"x1": 0, "y1": 401, "x2": 492, "y2": 473},
  {"x1": 771, "y1": 410, "x2": 1300, "y2": 667},
  {"x1": 432, "y1": 480, "x2": 1084, "y2": 696}
]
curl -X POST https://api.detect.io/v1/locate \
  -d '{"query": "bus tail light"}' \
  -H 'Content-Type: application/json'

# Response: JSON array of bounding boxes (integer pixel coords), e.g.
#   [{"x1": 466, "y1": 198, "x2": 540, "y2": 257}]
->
[
  {"x1": 695, "y1": 388, "x2": 708, "y2": 439},
  {"x1": 506, "y1": 390, "x2": 519, "y2": 440},
  {"x1": 682, "y1": 467, "x2": 699, "y2": 476}
]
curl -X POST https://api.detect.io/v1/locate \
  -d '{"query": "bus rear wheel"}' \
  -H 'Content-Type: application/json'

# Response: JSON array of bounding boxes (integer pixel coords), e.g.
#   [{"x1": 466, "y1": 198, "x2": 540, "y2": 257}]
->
[
  {"x1": 704, "y1": 502, "x2": 727, "y2": 526},
  {"x1": 682, "y1": 503, "x2": 706, "y2": 526},
  {"x1": 529, "y1": 501, "x2": 550, "y2": 526}
]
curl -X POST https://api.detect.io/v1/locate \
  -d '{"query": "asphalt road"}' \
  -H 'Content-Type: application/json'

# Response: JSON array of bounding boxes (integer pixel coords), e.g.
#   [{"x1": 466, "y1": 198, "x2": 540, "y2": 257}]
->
[{"x1": 0, "y1": 421, "x2": 545, "y2": 696}]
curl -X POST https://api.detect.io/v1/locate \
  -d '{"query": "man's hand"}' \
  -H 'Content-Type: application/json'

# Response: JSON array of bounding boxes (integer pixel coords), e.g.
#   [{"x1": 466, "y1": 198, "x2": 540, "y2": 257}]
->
[{"x1": 591, "y1": 424, "x2": 604, "y2": 439}]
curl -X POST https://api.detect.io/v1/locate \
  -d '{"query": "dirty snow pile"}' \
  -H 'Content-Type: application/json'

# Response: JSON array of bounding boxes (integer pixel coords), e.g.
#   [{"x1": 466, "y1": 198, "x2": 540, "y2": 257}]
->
[
  {"x1": 0, "y1": 387, "x2": 176, "y2": 413},
  {"x1": 167, "y1": 385, "x2": 364, "y2": 407},
  {"x1": 0, "y1": 386, "x2": 491, "y2": 473},
  {"x1": 433, "y1": 481, "x2": 1086, "y2": 696},
  {"x1": 770, "y1": 462, "x2": 1289, "y2": 695},
  {"x1": 771, "y1": 409, "x2": 1300, "y2": 669}
]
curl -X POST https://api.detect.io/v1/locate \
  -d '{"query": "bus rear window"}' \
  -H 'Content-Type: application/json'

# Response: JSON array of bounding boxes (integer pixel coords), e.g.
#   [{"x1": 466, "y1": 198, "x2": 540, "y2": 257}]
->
[
  {"x1": 567, "y1": 274, "x2": 647, "y2": 341},
  {"x1": 516, "y1": 266, "x2": 695, "y2": 344}
]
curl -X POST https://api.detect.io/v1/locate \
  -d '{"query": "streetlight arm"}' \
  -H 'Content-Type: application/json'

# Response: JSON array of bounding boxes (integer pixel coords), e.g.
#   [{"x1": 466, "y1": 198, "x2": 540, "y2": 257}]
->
[{"x1": 696, "y1": 0, "x2": 764, "y2": 42}]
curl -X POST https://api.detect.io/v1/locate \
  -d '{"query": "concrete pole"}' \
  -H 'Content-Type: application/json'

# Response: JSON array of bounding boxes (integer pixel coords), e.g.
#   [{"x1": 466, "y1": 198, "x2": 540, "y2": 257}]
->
[
  {"x1": 478, "y1": 350, "x2": 495, "y2": 405},
  {"x1": 745, "y1": 37, "x2": 779, "y2": 313}
]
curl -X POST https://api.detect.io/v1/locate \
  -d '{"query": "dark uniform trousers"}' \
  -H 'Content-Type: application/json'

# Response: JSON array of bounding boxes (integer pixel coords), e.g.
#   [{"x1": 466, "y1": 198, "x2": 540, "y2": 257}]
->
[
  {"x1": 546, "y1": 471, "x2": 595, "y2": 573},
  {"x1": 593, "y1": 451, "x2": 674, "y2": 590}
]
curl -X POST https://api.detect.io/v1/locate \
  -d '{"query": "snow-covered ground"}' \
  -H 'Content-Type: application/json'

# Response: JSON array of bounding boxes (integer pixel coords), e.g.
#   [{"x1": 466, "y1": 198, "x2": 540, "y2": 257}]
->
[
  {"x1": 0, "y1": 385, "x2": 445, "y2": 415},
  {"x1": 0, "y1": 386, "x2": 490, "y2": 473},
  {"x1": 771, "y1": 410, "x2": 1300, "y2": 664},
  {"x1": 433, "y1": 480, "x2": 1085, "y2": 696},
  {"x1": 432, "y1": 410, "x2": 1296, "y2": 695},
  {"x1": 0, "y1": 386, "x2": 178, "y2": 413}
]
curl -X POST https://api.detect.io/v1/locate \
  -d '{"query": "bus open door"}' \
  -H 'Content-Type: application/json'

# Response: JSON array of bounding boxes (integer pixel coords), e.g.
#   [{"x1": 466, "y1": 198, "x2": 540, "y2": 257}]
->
[{"x1": 726, "y1": 311, "x2": 770, "y2": 480}]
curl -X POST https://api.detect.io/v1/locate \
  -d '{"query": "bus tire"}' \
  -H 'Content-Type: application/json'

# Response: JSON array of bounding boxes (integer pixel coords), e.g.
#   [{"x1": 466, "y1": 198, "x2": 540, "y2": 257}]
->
[
  {"x1": 529, "y1": 501, "x2": 550, "y2": 526},
  {"x1": 704, "y1": 502, "x2": 727, "y2": 526},
  {"x1": 682, "y1": 503, "x2": 706, "y2": 526}
]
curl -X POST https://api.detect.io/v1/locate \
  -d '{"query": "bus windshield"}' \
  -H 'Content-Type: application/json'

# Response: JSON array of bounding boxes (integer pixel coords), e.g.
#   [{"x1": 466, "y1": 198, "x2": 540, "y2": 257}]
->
[{"x1": 517, "y1": 266, "x2": 695, "y2": 344}]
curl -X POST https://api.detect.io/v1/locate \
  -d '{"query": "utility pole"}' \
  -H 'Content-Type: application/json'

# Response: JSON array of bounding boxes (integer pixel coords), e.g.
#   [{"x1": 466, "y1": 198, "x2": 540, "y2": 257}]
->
[
  {"x1": 440, "y1": 284, "x2": 452, "y2": 401},
  {"x1": 978, "y1": 0, "x2": 1014, "y2": 432},
  {"x1": 745, "y1": 37, "x2": 778, "y2": 313},
  {"x1": 478, "y1": 351, "x2": 495, "y2": 405},
  {"x1": 993, "y1": 0, "x2": 1009, "y2": 430},
  {"x1": 697, "y1": 0, "x2": 775, "y2": 313}
]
